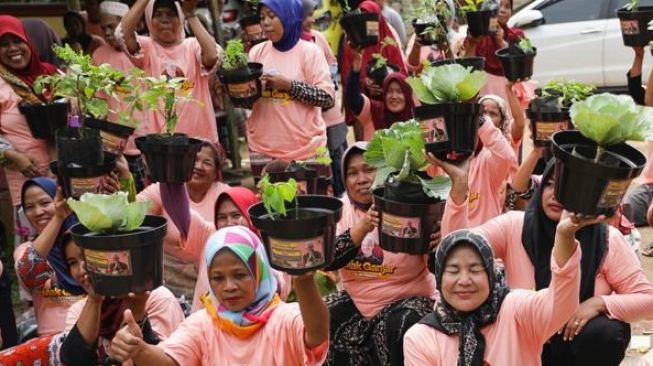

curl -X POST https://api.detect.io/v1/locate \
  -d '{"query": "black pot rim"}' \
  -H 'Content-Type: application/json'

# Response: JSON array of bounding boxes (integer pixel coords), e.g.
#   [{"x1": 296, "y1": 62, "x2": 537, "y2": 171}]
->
[
  {"x1": 526, "y1": 108, "x2": 570, "y2": 122},
  {"x1": 249, "y1": 195, "x2": 343, "y2": 232},
  {"x1": 71, "y1": 215, "x2": 167, "y2": 249},
  {"x1": 135, "y1": 134, "x2": 203, "y2": 154},
  {"x1": 372, "y1": 187, "x2": 442, "y2": 206},
  {"x1": 617, "y1": 5, "x2": 653, "y2": 15},
  {"x1": 85, "y1": 116, "x2": 135, "y2": 138},
  {"x1": 495, "y1": 47, "x2": 538, "y2": 59},
  {"x1": 414, "y1": 101, "x2": 481, "y2": 119},
  {"x1": 50, "y1": 153, "x2": 117, "y2": 177}
]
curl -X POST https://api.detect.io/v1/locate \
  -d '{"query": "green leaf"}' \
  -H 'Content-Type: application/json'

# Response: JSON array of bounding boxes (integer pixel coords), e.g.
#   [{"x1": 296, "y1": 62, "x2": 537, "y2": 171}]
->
[
  {"x1": 67, "y1": 200, "x2": 113, "y2": 232},
  {"x1": 406, "y1": 77, "x2": 438, "y2": 104},
  {"x1": 125, "y1": 201, "x2": 150, "y2": 231},
  {"x1": 256, "y1": 175, "x2": 298, "y2": 218},
  {"x1": 382, "y1": 137, "x2": 407, "y2": 171},
  {"x1": 417, "y1": 175, "x2": 452, "y2": 199},
  {"x1": 67, "y1": 192, "x2": 150, "y2": 233},
  {"x1": 372, "y1": 166, "x2": 398, "y2": 189},
  {"x1": 418, "y1": 64, "x2": 487, "y2": 103}
]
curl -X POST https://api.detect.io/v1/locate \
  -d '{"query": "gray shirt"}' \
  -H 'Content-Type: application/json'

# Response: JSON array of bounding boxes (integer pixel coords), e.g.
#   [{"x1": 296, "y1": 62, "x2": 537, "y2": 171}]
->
[{"x1": 382, "y1": 5, "x2": 407, "y2": 48}]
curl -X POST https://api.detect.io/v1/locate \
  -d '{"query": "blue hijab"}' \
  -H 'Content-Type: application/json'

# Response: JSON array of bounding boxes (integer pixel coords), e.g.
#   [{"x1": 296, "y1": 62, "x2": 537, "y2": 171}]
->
[
  {"x1": 21, "y1": 177, "x2": 85, "y2": 296},
  {"x1": 260, "y1": 0, "x2": 304, "y2": 52}
]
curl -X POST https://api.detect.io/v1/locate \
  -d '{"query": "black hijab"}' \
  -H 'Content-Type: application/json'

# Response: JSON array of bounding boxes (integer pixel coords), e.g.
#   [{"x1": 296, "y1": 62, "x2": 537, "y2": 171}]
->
[{"x1": 522, "y1": 161, "x2": 608, "y2": 302}]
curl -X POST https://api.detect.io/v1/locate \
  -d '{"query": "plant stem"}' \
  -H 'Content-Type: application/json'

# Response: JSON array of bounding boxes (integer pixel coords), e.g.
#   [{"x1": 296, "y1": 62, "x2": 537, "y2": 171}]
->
[{"x1": 594, "y1": 145, "x2": 604, "y2": 164}]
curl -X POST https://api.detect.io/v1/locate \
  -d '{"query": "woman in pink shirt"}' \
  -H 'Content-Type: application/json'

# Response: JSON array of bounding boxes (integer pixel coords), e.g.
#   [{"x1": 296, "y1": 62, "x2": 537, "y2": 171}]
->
[
  {"x1": 323, "y1": 142, "x2": 437, "y2": 366},
  {"x1": 404, "y1": 223, "x2": 583, "y2": 366},
  {"x1": 117, "y1": 0, "x2": 221, "y2": 144},
  {"x1": 438, "y1": 158, "x2": 653, "y2": 366},
  {"x1": 246, "y1": 0, "x2": 335, "y2": 181},
  {"x1": 110, "y1": 226, "x2": 330, "y2": 366}
]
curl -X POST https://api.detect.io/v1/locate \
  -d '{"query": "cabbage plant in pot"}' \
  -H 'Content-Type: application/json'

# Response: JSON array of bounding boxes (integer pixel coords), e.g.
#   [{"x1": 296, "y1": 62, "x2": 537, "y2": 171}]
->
[
  {"x1": 411, "y1": 0, "x2": 451, "y2": 47},
  {"x1": 218, "y1": 39, "x2": 263, "y2": 108},
  {"x1": 552, "y1": 93, "x2": 653, "y2": 216},
  {"x1": 496, "y1": 37, "x2": 536, "y2": 82},
  {"x1": 68, "y1": 192, "x2": 166, "y2": 297},
  {"x1": 407, "y1": 63, "x2": 486, "y2": 162},
  {"x1": 527, "y1": 79, "x2": 595, "y2": 147},
  {"x1": 340, "y1": 0, "x2": 379, "y2": 48},
  {"x1": 248, "y1": 175, "x2": 343, "y2": 274},
  {"x1": 618, "y1": 0, "x2": 653, "y2": 47},
  {"x1": 135, "y1": 75, "x2": 203, "y2": 183},
  {"x1": 364, "y1": 120, "x2": 451, "y2": 254}
]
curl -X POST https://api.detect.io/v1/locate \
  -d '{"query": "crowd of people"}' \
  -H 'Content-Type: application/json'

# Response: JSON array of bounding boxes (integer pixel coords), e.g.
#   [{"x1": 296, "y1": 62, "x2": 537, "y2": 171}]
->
[{"x1": 1, "y1": 0, "x2": 653, "y2": 365}]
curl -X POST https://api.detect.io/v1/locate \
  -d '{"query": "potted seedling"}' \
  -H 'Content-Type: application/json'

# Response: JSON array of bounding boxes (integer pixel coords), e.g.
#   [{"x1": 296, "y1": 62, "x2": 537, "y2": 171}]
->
[
  {"x1": 496, "y1": 37, "x2": 536, "y2": 82},
  {"x1": 366, "y1": 37, "x2": 400, "y2": 86},
  {"x1": 17, "y1": 83, "x2": 69, "y2": 145},
  {"x1": 527, "y1": 79, "x2": 596, "y2": 147},
  {"x1": 411, "y1": 0, "x2": 451, "y2": 47},
  {"x1": 239, "y1": 0, "x2": 267, "y2": 47},
  {"x1": 135, "y1": 75, "x2": 203, "y2": 183},
  {"x1": 218, "y1": 39, "x2": 263, "y2": 108},
  {"x1": 459, "y1": 0, "x2": 499, "y2": 37},
  {"x1": 248, "y1": 175, "x2": 343, "y2": 274},
  {"x1": 340, "y1": 0, "x2": 380, "y2": 48},
  {"x1": 265, "y1": 147, "x2": 333, "y2": 196},
  {"x1": 68, "y1": 192, "x2": 166, "y2": 297},
  {"x1": 363, "y1": 121, "x2": 451, "y2": 254},
  {"x1": 407, "y1": 63, "x2": 487, "y2": 161},
  {"x1": 618, "y1": 0, "x2": 653, "y2": 47},
  {"x1": 552, "y1": 93, "x2": 652, "y2": 216}
]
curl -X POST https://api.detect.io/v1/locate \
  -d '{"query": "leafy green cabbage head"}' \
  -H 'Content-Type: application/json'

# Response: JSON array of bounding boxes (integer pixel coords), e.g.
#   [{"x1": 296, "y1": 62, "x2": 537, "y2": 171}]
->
[
  {"x1": 406, "y1": 64, "x2": 487, "y2": 103},
  {"x1": 68, "y1": 192, "x2": 151, "y2": 233}
]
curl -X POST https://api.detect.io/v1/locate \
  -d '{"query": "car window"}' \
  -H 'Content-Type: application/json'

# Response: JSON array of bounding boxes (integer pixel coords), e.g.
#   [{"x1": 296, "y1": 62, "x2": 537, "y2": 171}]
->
[{"x1": 536, "y1": 0, "x2": 604, "y2": 24}]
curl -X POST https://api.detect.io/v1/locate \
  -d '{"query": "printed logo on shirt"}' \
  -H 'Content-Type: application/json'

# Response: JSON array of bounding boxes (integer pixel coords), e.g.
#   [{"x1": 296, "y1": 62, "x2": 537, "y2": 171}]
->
[
  {"x1": 41, "y1": 287, "x2": 84, "y2": 304},
  {"x1": 345, "y1": 232, "x2": 396, "y2": 278},
  {"x1": 261, "y1": 88, "x2": 292, "y2": 104},
  {"x1": 469, "y1": 192, "x2": 480, "y2": 209}
]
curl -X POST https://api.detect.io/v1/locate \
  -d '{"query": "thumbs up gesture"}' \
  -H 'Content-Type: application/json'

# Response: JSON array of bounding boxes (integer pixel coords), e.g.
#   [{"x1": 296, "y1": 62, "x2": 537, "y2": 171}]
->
[{"x1": 110, "y1": 309, "x2": 145, "y2": 362}]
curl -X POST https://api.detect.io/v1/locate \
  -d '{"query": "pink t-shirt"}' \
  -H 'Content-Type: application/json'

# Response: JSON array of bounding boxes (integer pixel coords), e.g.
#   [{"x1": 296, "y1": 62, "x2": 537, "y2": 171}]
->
[
  {"x1": 404, "y1": 247, "x2": 582, "y2": 366},
  {"x1": 335, "y1": 195, "x2": 437, "y2": 319},
  {"x1": 0, "y1": 78, "x2": 52, "y2": 206},
  {"x1": 311, "y1": 30, "x2": 343, "y2": 128},
  {"x1": 127, "y1": 36, "x2": 219, "y2": 144},
  {"x1": 442, "y1": 201, "x2": 653, "y2": 322},
  {"x1": 639, "y1": 141, "x2": 653, "y2": 184},
  {"x1": 247, "y1": 40, "x2": 332, "y2": 160},
  {"x1": 92, "y1": 43, "x2": 151, "y2": 156},
  {"x1": 160, "y1": 302, "x2": 328, "y2": 366}
]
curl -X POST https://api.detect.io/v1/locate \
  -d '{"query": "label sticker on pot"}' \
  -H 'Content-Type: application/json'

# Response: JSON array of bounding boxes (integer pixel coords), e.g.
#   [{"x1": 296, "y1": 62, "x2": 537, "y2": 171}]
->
[
  {"x1": 70, "y1": 177, "x2": 101, "y2": 197},
  {"x1": 366, "y1": 21, "x2": 379, "y2": 37},
  {"x1": 535, "y1": 121, "x2": 568, "y2": 142},
  {"x1": 100, "y1": 130, "x2": 127, "y2": 155},
  {"x1": 421, "y1": 118, "x2": 448, "y2": 143},
  {"x1": 597, "y1": 179, "x2": 631, "y2": 209},
  {"x1": 268, "y1": 236, "x2": 325, "y2": 269},
  {"x1": 228, "y1": 81, "x2": 259, "y2": 99},
  {"x1": 381, "y1": 212, "x2": 421, "y2": 239},
  {"x1": 621, "y1": 20, "x2": 640, "y2": 35},
  {"x1": 84, "y1": 249, "x2": 132, "y2": 276}
]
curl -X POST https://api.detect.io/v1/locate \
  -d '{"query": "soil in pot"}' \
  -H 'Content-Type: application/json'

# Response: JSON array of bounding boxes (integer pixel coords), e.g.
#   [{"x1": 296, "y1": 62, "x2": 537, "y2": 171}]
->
[
  {"x1": 466, "y1": 10, "x2": 495, "y2": 37},
  {"x1": 135, "y1": 133, "x2": 203, "y2": 183},
  {"x1": 412, "y1": 19, "x2": 440, "y2": 46},
  {"x1": 249, "y1": 195, "x2": 343, "y2": 275},
  {"x1": 219, "y1": 62, "x2": 263, "y2": 109},
  {"x1": 366, "y1": 63, "x2": 399, "y2": 87},
  {"x1": 551, "y1": 130, "x2": 646, "y2": 216},
  {"x1": 431, "y1": 57, "x2": 486, "y2": 72},
  {"x1": 71, "y1": 215, "x2": 167, "y2": 297},
  {"x1": 617, "y1": 6, "x2": 653, "y2": 47},
  {"x1": 373, "y1": 186, "x2": 445, "y2": 255},
  {"x1": 50, "y1": 153, "x2": 117, "y2": 199},
  {"x1": 526, "y1": 108, "x2": 570, "y2": 147},
  {"x1": 496, "y1": 46, "x2": 536, "y2": 82},
  {"x1": 341, "y1": 11, "x2": 379, "y2": 48},
  {"x1": 19, "y1": 99, "x2": 70, "y2": 143},
  {"x1": 85, "y1": 117, "x2": 135, "y2": 155},
  {"x1": 56, "y1": 127, "x2": 104, "y2": 167}
]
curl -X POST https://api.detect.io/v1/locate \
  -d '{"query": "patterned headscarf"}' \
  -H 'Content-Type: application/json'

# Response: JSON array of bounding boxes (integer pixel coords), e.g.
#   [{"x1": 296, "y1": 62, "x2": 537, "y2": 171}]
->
[
  {"x1": 201, "y1": 226, "x2": 280, "y2": 339},
  {"x1": 420, "y1": 230, "x2": 510, "y2": 366}
]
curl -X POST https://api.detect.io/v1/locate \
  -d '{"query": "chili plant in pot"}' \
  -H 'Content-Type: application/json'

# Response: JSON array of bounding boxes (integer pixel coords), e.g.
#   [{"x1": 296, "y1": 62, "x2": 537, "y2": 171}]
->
[
  {"x1": 460, "y1": 0, "x2": 499, "y2": 37},
  {"x1": 411, "y1": 0, "x2": 451, "y2": 47},
  {"x1": 496, "y1": 37, "x2": 536, "y2": 82},
  {"x1": 407, "y1": 63, "x2": 487, "y2": 162},
  {"x1": 68, "y1": 191, "x2": 166, "y2": 297},
  {"x1": 618, "y1": 0, "x2": 653, "y2": 47},
  {"x1": 340, "y1": 0, "x2": 380, "y2": 48},
  {"x1": 552, "y1": 93, "x2": 653, "y2": 216},
  {"x1": 248, "y1": 175, "x2": 343, "y2": 274},
  {"x1": 527, "y1": 79, "x2": 596, "y2": 147},
  {"x1": 366, "y1": 37, "x2": 400, "y2": 86},
  {"x1": 218, "y1": 39, "x2": 263, "y2": 108},
  {"x1": 363, "y1": 120, "x2": 450, "y2": 254},
  {"x1": 135, "y1": 75, "x2": 203, "y2": 183}
]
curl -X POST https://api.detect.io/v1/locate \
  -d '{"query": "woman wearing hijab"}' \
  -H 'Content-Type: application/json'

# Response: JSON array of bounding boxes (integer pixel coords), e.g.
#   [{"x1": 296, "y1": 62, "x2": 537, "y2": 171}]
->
[
  {"x1": 0, "y1": 15, "x2": 56, "y2": 240},
  {"x1": 345, "y1": 49, "x2": 414, "y2": 140},
  {"x1": 22, "y1": 19, "x2": 62, "y2": 67},
  {"x1": 215, "y1": 187, "x2": 259, "y2": 233},
  {"x1": 438, "y1": 157, "x2": 653, "y2": 366},
  {"x1": 321, "y1": 142, "x2": 437, "y2": 366},
  {"x1": 61, "y1": 11, "x2": 105, "y2": 55},
  {"x1": 118, "y1": 0, "x2": 221, "y2": 144},
  {"x1": 110, "y1": 226, "x2": 329, "y2": 366},
  {"x1": 404, "y1": 226, "x2": 583, "y2": 365},
  {"x1": 246, "y1": 0, "x2": 335, "y2": 183}
]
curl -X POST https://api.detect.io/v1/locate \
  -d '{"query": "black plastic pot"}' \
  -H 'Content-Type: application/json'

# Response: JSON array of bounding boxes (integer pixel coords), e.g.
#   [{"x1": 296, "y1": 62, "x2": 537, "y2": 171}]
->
[
  {"x1": 414, "y1": 102, "x2": 482, "y2": 162},
  {"x1": 18, "y1": 100, "x2": 69, "y2": 143},
  {"x1": 55, "y1": 127, "x2": 104, "y2": 167},
  {"x1": 366, "y1": 63, "x2": 400, "y2": 86},
  {"x1": 431, "y1": 57, "x2": 486, "y2": 71},
  {"x1": 341, "y1": 11, "x2": 379, "y2": 48},
  {"x1": 412, "y1": 19, "x2": 439, "y2": 46},
  {"x1": 617, "y1": 6, "x2": 653, "y2": 47},
  {"x1": 71, "y1": 215, "x2": 167, "y2": 297},
  {"x1": 526, "y1": 108, "x2": 571, "y2": 147},
  {"x1": 240, "y1": 14, "x2": 267, "y2": 46},
  {"x1": 135, "y1": 134, "x2": 203, "y2": 183},
  {"x1": 373, "y1": 187, "x2": 444, "y2": 255},
  {"x1": 218, "y1": 62, "x2": 263, "y2": 109},
  {"x1": 85, "y1": 117, "x2": 135, "y2": 155},
  {"x1": 50, "y1": 153, "x2": 117, "y2": 199},
  {"x1": 249, "y1": 195, "x2": 343, "y2": 275},
  {"x1": 496, "y1": 47, "x2": 537, "y2": 82},
  {"x1": 466, "y1": 10, "x2": 494, "y2": 37},
  {"x1": 551, "y1": 130, "x2": 646, "y2": 216}
]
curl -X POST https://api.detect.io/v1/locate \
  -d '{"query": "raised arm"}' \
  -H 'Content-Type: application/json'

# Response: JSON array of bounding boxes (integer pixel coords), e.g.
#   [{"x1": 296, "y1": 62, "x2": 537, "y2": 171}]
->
[
  {"x1": 506, "y1": 81, "x2": 525, "y2": 144},
  {"x1": 60, "y1": 296, "x2": 104, "y2": 366},
  {"x1": 511, "y1": 147, "x2": 544, "y2": 193},
  {"x1": 118, "y1": 0, "x2": 149, "y2": 55},
  {"x1": 294, "y1": 274, "x2": 329, "y2": 349},
  {"x1": 181, "y1": 0, "x2": 220, "y2": 69},
  {"x1": 628, "y1": 47, "x2": 645, "y2": 105}
]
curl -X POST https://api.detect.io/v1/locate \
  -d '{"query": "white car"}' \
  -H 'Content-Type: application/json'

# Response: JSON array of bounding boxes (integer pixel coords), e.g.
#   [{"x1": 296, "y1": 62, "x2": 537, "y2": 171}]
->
[{"x1": 508, "y1": 0, "x2": 653, "y2": 90}]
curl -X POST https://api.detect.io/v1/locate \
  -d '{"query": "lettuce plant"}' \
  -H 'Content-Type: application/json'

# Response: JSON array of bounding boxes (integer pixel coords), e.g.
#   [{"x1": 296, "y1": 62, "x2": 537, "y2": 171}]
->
[
  {"x1": 67, "y1": 192, "x2": 151, "y2": 234},
  {"x1": 257, "y1": 175, "x2": 299, "y2": 219},
  {"x1": 406, "y1": 63, "x2": 487, "y2": 104},
  {"x1": 363, "y1": 120, "x2": 451, "y2": 199}
]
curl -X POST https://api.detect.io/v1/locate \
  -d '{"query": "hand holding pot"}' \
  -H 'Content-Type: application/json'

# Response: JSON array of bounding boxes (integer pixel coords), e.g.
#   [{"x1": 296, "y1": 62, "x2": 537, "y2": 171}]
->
[
  {"x1": 556, "y1": 210, "x2": 611, "y2": 236},
  {"x1": 350, "y1": 205, "x2": 379, "y2": 248},
  {"x1": 110, "y1": 309, "x2": 145, "y2": 362},
  {"x1": 54, "y1": 187, "x2": 71, "y2": 220},
  {"x1": 352, "y1": 47, "x2": 363, "y2": 72},
  {"x1": 426, "y1": 152, "x2": 471, "y2": 206},
  {"x1": 364, "y1": 78, "x2": 383, "y2": 98},
  {"x1": 261, "y1": 74, "x2": 292, "y2": 93},
  {"x1": 180, "y1": 0, "x2": 198, "y2": 16},
  {"x1": 99, "y1": 172, "x2": 122, "y2": 194},
  {"x1": 4, "y1": 150, "x2": 40, "y2": 178},
  {"x1": 492, "y1": 26, "x2": 506, "y2": 48}
]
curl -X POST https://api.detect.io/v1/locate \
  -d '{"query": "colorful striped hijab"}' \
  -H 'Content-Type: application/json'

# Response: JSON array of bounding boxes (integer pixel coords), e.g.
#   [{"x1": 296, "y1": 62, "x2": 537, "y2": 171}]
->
[{"x1": 201, "y1": 226, "x2": 280, "y2": 339}]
